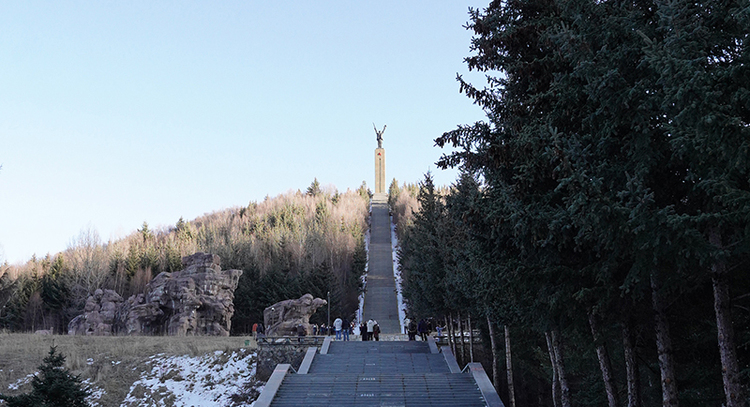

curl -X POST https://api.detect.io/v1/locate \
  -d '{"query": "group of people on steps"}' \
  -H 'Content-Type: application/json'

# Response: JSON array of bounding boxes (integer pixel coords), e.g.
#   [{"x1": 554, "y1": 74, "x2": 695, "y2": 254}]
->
[
  {"x1": 253, "y1": 317, "x2": 440, "y2": 342},
  {"x1": 360, "y1": 318, "x2": 380, "y2": 341},
  {"x1": 331, "y1": 317, "x2": 380, "y2": 341},
  {"x1": 404, "y1": 318, "x2": 430, "y2": 341}
]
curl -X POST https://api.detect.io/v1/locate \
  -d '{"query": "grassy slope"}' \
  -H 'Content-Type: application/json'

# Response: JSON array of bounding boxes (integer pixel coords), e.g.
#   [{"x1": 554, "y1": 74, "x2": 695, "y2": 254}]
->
[{"x1": 0, "y1": 333, "x2": 257, "y2": 406}]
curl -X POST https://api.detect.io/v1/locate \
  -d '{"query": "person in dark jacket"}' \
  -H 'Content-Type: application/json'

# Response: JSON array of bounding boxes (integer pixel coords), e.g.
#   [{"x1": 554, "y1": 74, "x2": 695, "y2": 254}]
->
[
  {"x1": 360, "y1": 322, "x2": 368, "y2": 341},
  {"x1": 417, "y1": 319, "x2": 428, "y2": 341},
  {"x1": 408, "y1": 319, "x2": 417, "y2": 341},
  {"x1": 342, "y1": 317, "x2": 350, "y2": 341}
]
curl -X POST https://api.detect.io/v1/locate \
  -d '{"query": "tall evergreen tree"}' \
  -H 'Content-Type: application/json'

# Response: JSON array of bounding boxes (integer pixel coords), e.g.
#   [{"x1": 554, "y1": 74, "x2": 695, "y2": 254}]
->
[
  {"x1": 306, "y1": 178, "x2": 322, "y2": 197},
  {"x1": 432, "y1": 0, "x2": 723, "y2": 405},
  {"x1": 400, "y1": 173, "x2": 447, "y2": 318},
  {"x1": 41, "y1": 255, "x2": 70, "y2": 334},
  {"x1": 643, "y1": 2, "x2": 750, "y2": 404}
]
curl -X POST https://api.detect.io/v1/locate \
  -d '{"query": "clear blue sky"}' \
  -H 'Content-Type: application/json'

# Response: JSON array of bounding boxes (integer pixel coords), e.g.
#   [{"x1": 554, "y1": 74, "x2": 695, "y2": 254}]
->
[{"x1": 0, "y1": 1, "x2": 488, "y2": 264}]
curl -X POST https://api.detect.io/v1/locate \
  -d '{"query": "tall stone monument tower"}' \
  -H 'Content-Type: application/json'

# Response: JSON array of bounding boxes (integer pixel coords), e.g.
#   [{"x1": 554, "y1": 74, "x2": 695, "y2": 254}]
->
[{"x1": 374, "y1": 124, "x2": 386, "y2": 194}]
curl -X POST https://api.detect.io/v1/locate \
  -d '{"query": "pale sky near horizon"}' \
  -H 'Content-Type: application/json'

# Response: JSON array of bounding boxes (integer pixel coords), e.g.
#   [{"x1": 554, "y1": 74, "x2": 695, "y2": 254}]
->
[{"x1": 0, "y1": 1, "x2": 489, "y2": 265}]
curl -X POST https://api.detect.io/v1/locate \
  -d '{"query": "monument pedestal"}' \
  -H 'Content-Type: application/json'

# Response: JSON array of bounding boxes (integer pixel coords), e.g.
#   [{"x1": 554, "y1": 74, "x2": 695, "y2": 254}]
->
[{"x1": 374, "y1": 148, "x2": 385, "y2": 194}]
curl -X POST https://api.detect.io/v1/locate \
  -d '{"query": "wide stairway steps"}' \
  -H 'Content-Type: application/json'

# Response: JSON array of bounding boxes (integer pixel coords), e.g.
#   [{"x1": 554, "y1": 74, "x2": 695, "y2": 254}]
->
[
  {"x1": 259, "y1": 340, "x2": 503, "y2": 407},
  {"x1": 270, "y1": 372, "x2": 487, "y2": 406},
  {"x1": 311, "y1": 342, "x2": 451, "y2": 374}
]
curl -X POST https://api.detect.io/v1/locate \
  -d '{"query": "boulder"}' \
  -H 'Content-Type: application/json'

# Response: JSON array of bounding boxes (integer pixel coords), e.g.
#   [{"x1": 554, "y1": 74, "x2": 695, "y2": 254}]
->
[
  {"x1": 263, "y1": 294, "x2": 327, "y2": 336},
  {"x1": 67, "y1": 252, "x2": 243, "y2": 336}
]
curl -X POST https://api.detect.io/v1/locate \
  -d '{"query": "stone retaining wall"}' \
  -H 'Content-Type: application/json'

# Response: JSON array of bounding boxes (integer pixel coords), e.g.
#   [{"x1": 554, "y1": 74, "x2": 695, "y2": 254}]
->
[{"x1": 256, "y1": 342, "x2": 319, "y2": 381}]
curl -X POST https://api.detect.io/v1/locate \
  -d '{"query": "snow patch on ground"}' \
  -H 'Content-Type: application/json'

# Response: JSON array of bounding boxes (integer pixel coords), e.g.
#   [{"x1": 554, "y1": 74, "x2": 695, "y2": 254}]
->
[
  {"x1": 6, "y1": 373, "x2": 35, "y2": 391},
  {"x1": 120, "y1": 349, "x2": 260, "y2": 407},
  {"x1": 391, "y1": 217, "x2": 406, "y2": 333},
  {"x1": 83, "y1": 378, "x2": 105, "y2": 407}
]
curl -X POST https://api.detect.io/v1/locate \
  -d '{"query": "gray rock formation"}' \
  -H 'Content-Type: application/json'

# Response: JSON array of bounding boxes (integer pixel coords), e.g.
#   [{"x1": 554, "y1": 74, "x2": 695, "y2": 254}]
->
[
  {"x1": 263, "y1": 294, "x2": 327, "y2": 336},
  {"x1": 67, "y1": 288, "x2": 123, "y2": 335},
  {"x1": 68, "y1": 252, "x2": 242, "y2": 336}
]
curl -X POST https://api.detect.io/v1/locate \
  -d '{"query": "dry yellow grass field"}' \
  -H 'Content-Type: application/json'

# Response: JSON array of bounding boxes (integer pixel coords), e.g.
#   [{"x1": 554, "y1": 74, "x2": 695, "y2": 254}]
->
[{"x1": 0, "y1": 332, "x2": 257, "y2": 406}]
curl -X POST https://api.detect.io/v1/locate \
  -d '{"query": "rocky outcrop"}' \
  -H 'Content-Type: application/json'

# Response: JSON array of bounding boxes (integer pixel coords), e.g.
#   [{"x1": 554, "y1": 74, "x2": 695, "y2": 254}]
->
[
  {"x1": 68, "y1": 253, "x2": 242, "y2": 336},
  {"x1": 263, "y1": 293, "x2": 327, "y2": 336},
  {"x1": 67, "y1": 288, "x2": 124, "y2": 335}
]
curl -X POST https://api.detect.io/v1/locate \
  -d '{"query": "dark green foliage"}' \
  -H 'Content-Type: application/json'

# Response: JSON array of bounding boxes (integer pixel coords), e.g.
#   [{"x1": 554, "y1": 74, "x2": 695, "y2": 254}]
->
[
  {"x1": 175, "y1": 216, "x2": 195, "y2": 241},
  {"x1": 40, "y1": 255, "x2": 70, "y2": 334},
  {"x1": 230, "y1": 265, "x2": 262, "y2": 334},
  {"x1": 163, "y1": 244, "x2": 183, "y2": 273},
  {"x1": 306, "y1": 178, "x2": 322, "y2": 197},
  {"x1": 400, "y1": 173, "x2": 447, "y2": 319},
  {"x1": 357, "y1": 181, "x2": 372, "y2": 201},
  {"x1": 0, "y1": 273, "x2": 40, "y2": 331},
  {"x1": 138, "y1": 221, "x2": 152, "y2": 243},
  {"x1": 350, "y1": 235, "x2": 367, "y2": 299},
  {"x1": 125, "y1": 244, "x2": 140, "y2": 277},
  {"x1": 0, "y1": 272, "x2": 17, "y2": 322},
  {"x1": 387, "y1": 178, "x2": 400, "y2": 209},
  {"x1": 396, "y1": 0, "x2": 750, "y2": 405},
  {"x1": 0, "y1": 347, "x2": 90, "y2": 407}
]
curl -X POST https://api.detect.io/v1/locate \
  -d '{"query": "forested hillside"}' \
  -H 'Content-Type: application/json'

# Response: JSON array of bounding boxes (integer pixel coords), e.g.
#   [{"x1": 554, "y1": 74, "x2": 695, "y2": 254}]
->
[
  {"x1": 0, "y1": 180, "x2": 370, "y2": 335},
  {"x1": 397, "y1": 1, "x2": 750, "y2": 407}
]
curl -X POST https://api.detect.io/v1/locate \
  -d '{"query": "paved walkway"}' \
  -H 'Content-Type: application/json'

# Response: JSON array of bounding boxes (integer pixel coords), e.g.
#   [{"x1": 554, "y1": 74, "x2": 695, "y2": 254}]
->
[{"x1": 363, "y1": 193, "x2": 401, "y2": 334}]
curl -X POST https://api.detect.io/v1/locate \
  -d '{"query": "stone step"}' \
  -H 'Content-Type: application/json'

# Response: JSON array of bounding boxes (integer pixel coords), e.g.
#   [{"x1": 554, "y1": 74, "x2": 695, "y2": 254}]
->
[
  {"x1": 310, "y1": 353, "x2": 450, "y2": 374},
  {"x1": 269, "y1": 373, "x2": 488, "y2": 407},
  {"x1": 328, "y1": 340, "x2": 429, "y2": 354}
]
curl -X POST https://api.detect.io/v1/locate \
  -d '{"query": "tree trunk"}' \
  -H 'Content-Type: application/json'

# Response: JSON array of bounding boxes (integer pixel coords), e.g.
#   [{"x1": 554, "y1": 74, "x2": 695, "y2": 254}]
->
[
  {"x1": 487, "y1": 315, "x2": 500, "y2": 391},
  {"x1": 545, "y1": 332, "x2": 561, "y2": 407},
  {"x1": 468, "y1": 313, "x2": 474, "y2": 363},
  {"x1": 650, "y1": 271, "x2": 679, "y2": 407},
  {"x1": 449, "y1": 314, "x2": 457, "y2": 356},
  {"x1": 709, "y1": 227, "x2": 747, "y2": 407},
  {"x1": 458, "y1": 311, "x2": 466, "y2": 364},
  {"x1": 444, "y1": 315, "x2": 450, "y2": 346},
  {"x1": 589, "y1": 311, "x2": 619, "y2": 407},
  {"x1": 505, "y1": 325, "x2": 517, "y2": 407},
  {"x1": 550, "y1": 329, "x2": 572, "y2": 407},
  {"x1": 622, "y1": 321, "x2": 641, "y2": 407}
]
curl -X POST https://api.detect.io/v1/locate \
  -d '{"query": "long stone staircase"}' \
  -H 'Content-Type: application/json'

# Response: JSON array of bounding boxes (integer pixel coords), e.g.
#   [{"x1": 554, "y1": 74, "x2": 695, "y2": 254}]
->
[
  {"x1": 253, "y1": 193, "x2": 505, "y2": 406},
  {"x1": 363, "y1": 192, "x2": 401, "y2": 334}
]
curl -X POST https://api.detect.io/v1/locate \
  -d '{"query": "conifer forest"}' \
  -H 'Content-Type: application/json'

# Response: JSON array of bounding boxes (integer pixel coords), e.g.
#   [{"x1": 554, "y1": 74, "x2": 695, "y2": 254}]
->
[{"x1": 396, "y1": 1, "x2": 750, "y2": 407}]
